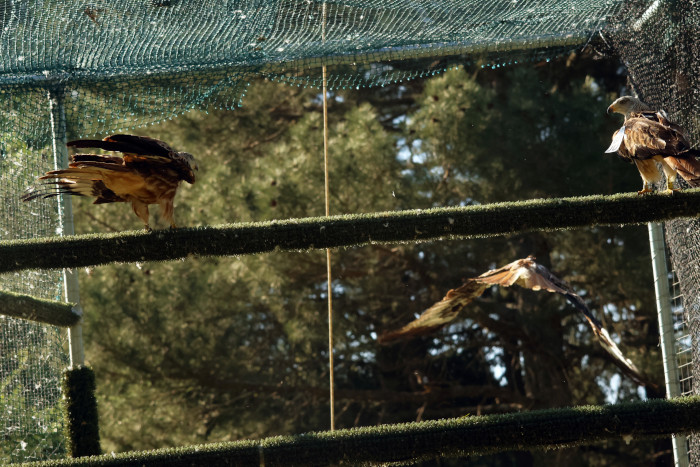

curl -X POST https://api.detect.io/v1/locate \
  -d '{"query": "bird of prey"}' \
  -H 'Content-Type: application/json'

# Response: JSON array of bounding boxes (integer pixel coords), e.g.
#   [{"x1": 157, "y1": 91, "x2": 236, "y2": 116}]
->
[
  {"x1": 22, "y1": 134, "x2": 197, "y2": 230},
  {"x1": 378, "y1": 256, "x2": 649, "y2": 386},
  {"x1": 606, "y1": 96, "x2": 700, "y2": 193}
]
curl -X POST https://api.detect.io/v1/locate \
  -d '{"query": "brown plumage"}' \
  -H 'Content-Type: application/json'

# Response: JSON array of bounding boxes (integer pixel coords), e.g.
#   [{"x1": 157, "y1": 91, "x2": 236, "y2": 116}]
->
[
  {"x1": 379, "y1": 256, "x2": 650, "y2": 386},
  {"x1": 378, "y1": 280, "x2": 489, "y2": 344},
  {"x1": 22, "y1": 134, "x2": 198, "y2": 230},
  {"x1": 606, "y1": 96, "x2": 700, "y2": 193}
]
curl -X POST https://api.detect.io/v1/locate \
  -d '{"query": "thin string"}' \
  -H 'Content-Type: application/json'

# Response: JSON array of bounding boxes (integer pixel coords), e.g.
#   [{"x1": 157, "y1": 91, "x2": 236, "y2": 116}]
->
[{"x1": 321, "y1": 1, "x2": 335, "y2": 432}]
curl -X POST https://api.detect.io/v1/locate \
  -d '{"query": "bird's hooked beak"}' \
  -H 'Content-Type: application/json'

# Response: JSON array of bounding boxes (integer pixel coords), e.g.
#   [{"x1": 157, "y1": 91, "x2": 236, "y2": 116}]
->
[
  {"x1": 178, "y1": 152, "x2": 198, "y2": 184},
  {"x1": 607, "y1": 103, "x2": 616, "y2": 115},
  {"x1": 187, "y1": 166, "x2": 197, "y2": 184}
]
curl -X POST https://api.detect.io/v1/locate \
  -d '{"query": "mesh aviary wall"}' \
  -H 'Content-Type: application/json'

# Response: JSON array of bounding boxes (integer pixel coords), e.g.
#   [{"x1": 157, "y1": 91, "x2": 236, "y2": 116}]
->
[
  {"x1": 606, "y1": 0, "x2": 700, "y2": 463},
  {"x1": 4, "y1": 0, "x2": 693, "y2": 464},
  {"x1": 0, "y1": 139, "x2": 68, "y2": 461},
  {"x1": 0, "y1": 0, "x2": 624, "y2": 141}
]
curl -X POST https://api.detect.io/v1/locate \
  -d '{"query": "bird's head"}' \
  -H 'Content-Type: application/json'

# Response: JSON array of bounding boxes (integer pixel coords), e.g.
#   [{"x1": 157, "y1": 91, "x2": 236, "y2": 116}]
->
[
  {"x1": 176, "y1": 151, "x2": 198, "y2": 184},
  {"x1": 607, "y1": 96, "x2": 651, "y2": 119}
]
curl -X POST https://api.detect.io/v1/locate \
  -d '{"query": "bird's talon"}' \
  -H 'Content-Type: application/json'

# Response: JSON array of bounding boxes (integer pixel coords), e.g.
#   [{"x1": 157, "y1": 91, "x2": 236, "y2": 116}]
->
[
  {"x1": 666, "y1": 182, "x2": 681, "y2": 193},
  {"x1": 637, "y1": 188, "x2": 653, "y2": 195}
]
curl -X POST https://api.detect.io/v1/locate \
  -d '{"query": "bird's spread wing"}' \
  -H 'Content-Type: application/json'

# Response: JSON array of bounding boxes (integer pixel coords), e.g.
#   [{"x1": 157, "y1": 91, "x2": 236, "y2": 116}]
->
[
  {"x1": 379, "y1": 256, "x2": 650, "y2": 385},
  {"x1": 66, "y1": 134, "x2": 197, "y2": 185},
  {"x1": 21, "y1": 134, "x2": 183, "y2": 204},
  {"x1": 377, "y1": 280, "x2": 488, "y2": 344},
  {"x1": 67, "y1": 135, "x2": 179, "y2": 172},
  {"x1": 574, "y1": 305, "x2": 648, "y2": 386},
  {"x1": 474, "y1": 256, "x2": 571, "y2": 294},
  {"x1": 67, "y1": 134, "x2": 176, "y2": 159},
  {"x1": 477, "y1": 257, "x2": 647, "y2": 384},
  {"x1": 71, "y1": 153, "x2": 125, "y2": 165}
]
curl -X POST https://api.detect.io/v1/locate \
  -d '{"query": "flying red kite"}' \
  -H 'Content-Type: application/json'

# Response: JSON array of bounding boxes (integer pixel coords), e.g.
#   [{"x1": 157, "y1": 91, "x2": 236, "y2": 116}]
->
[
  {"x1": 22, "y1": 134, "x2": 197, "y2": 230},
  {"x1": 606, "y1": 96, "x2": 700, "y2": 193},
  {"x1": 379, "y1": 256, "x2": 649, "y2": 386}
]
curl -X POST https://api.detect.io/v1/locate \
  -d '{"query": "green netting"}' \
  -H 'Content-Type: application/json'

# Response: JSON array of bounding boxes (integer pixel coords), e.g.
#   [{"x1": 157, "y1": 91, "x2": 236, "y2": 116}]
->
[
  {"x1": 0, "y1": 317, "x2": 67, "y2": 462},
  {"x1": 604, "y1": 1, "x2": 700, "y2": 463},
  {"x1": 1, "y1": 130, "x2": 68, "y2": 462},
  {"x1": 0, "y1": 0, "x2": 662, "y2": 464},
  {"x1": 0, "y1": 0, "x2": 625, "y2": 140}
]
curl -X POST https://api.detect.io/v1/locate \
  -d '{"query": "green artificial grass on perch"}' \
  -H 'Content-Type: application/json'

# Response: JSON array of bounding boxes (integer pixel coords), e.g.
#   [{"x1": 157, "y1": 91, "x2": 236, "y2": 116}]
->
[{"x1": 62, "y1": 366, "x2": 101, "y2": 458}]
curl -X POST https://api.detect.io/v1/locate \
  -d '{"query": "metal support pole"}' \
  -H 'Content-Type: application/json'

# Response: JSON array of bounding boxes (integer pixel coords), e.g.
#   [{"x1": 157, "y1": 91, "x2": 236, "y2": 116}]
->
[
  {"x1": 648, "y1": 222, "x2": 688, "y2": 467},
  {"x1": 48, "y1": 88, "x2": 85, "y2": 367},
  {"x1": 321, "y1": 1, "x2": 335, "y2": 432}
]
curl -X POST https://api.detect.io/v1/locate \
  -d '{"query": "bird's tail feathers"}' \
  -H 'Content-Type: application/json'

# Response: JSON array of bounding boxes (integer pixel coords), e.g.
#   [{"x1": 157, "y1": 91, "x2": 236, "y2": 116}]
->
[
  {"x1": 21, "y1": 168, "x2": 105, "y2": 201},
  {"x1": 667, "y1": 151, "x2": 700, "y2": 187},
  {"x1": 21, "y1": 180, "x2": 90, "y2": 201}
]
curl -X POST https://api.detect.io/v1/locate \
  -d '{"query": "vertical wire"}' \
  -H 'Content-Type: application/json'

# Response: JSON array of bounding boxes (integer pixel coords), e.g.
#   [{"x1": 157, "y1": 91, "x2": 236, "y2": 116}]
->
[{"x1": 321, "y1": 1, "x2": 335, "y2": 431}]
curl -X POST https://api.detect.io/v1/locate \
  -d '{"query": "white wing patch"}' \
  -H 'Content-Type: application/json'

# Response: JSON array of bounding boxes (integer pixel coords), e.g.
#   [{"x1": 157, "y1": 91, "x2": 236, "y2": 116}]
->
[{"x1": 605, "y1": 125, "x2": 626, "y2": 153}]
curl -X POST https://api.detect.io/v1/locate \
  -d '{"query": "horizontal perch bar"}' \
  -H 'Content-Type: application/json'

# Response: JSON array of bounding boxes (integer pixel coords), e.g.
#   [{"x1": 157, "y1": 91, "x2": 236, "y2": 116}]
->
[
  {"x1": 0, "y1": 290, "x2": 80, "y2": 327},
  {"x1": 2, "y1": 190, "x2": 700, "y2": 273},
  {"x1": 22, "y1": 397, "x2": 700, "y2": 466}
]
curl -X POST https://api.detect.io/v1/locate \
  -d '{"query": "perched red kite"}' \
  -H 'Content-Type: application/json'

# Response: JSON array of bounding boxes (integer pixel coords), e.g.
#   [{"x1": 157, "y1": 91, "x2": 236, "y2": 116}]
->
[
  {"x1": 379, "y1": 256, "x2": 649, "y2": 386},
  {"x1": 606, "y1": 96, "x2": 700, "y2": 193},
  {"x1": 22, "y1": 134, "x2": 197, "y2": 230}
]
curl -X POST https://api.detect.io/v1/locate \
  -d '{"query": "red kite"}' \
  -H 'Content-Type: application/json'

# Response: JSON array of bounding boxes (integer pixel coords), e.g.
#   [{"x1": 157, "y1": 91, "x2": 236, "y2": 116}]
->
[
  {"x1": 379, "y1": 256, "x2": 649, "y2": 386},
  {"x1": 22, "y1": 134, "x2": 197, "y2": 230},
  {"x1": 606, "y1": 96, "x2": 700, "y2": 193}
]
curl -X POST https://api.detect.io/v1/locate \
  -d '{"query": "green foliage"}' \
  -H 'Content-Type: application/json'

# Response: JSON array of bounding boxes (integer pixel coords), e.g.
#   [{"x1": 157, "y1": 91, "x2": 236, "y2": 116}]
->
[
  {"x1": 68, "y1": 54, "x2": 670, "y2": 464},
  {"x1": 406, "y1": 66, "x2": 632, "y2": 203}
]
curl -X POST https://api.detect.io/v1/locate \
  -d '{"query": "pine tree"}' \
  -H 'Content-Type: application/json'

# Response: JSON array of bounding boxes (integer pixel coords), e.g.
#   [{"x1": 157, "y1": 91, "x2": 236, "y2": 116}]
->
[{"x1": 75, "y1": 53, "x2": 667, "y2": 464}]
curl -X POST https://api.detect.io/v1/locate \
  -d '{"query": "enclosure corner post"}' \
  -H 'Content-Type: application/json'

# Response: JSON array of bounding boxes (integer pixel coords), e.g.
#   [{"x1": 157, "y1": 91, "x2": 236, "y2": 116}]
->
[
  {"x1": 62, "y1": 366, "x2": 101, "y2": 457},
  {"x1": 49, "y1": 87, "x2": 97, "y2": 457},
  {"x1": 48, "y1": 87, "x2": 85, "y2": 366},
  {"x1": 648, "y1": 222, "x2": 689, "y2": 467}
]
